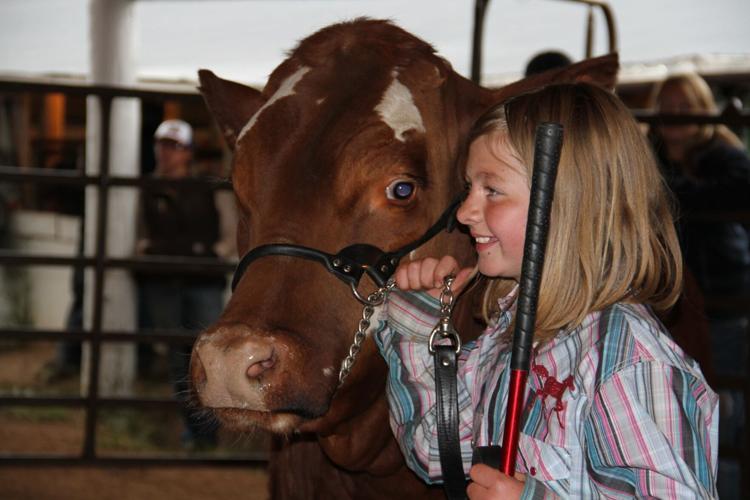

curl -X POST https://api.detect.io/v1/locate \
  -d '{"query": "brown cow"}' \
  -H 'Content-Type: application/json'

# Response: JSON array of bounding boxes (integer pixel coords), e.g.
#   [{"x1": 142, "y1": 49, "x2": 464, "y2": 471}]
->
[{"x1": 191, "y1": 19, "x2": 617, "y2": 499}]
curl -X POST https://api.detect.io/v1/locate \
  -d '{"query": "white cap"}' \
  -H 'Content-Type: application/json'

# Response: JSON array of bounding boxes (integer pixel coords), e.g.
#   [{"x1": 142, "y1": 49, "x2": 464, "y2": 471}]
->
[{"x1": 154, "y1": 119, "x2": 193, "y2": 146}]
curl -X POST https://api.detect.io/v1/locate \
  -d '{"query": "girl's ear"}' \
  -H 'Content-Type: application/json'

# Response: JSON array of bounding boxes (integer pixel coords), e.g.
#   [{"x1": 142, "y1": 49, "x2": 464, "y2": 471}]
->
[{"x1": 490, "y1": 53, "x2": 619, "y2": 103}]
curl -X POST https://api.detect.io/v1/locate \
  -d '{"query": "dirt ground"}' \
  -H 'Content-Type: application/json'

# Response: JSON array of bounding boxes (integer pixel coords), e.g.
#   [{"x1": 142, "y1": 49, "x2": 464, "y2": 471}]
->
[
  {"x1": 0, "y1": 341, "x2": 270, "y2": 500},
  {"x1": 0, "y1": 466, "x2": 269, "y2": 500}
]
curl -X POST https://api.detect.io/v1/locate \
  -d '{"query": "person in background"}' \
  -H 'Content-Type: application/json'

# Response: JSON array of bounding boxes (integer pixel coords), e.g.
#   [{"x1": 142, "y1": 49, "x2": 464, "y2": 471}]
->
[
  {"x1": 136, "y1": 119, "x2": 236, "y2": 450},
  {"x1": 650, "y1": 72, "x2": 750, "y2": 500},
  {"x1": 524, "y1": 50, "x2": 572, "y2": 77}
]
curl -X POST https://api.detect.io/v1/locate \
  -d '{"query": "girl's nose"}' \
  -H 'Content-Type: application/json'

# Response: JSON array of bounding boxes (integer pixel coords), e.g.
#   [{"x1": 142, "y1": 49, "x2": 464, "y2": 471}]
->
[{"x1": 456, "y1": 195, "x2": 479, "y2": 225}]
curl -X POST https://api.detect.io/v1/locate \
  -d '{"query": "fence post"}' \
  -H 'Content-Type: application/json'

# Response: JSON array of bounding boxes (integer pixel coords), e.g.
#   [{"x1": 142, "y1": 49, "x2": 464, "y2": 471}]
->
[{"x1": 81, "y1": 0, "x2": 139, "y2": 408}]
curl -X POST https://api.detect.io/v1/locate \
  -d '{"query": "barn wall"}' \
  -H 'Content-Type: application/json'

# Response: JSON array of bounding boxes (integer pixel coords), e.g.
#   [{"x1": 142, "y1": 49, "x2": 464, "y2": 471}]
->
[{"x1": 0, "y1": 210, "x2": 77, "y2": 329}]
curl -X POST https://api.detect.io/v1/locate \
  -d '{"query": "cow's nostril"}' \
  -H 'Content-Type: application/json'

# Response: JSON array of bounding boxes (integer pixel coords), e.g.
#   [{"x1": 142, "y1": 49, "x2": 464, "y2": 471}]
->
[
  {"x1": 246, "y1": 353, "x2": 275, "y2": 379},
  {"x1": 191, "y1": 351, "x2": 208, "y2": 391}
]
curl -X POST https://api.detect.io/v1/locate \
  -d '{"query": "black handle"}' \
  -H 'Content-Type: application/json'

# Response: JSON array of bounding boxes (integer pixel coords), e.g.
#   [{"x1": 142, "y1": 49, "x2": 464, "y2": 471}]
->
[{"x1": 509, "y1": 123, "x2": 563, "y2": 371}]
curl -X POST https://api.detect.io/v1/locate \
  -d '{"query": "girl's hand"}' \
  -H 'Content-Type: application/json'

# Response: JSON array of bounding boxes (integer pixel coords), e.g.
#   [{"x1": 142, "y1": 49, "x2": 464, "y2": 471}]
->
[
  {"x1": 394, "y1": 255, "x2": 476, "y2": 299},
  {"x1": 466, "y1": 464, "x2": 526, "y2": 500}
]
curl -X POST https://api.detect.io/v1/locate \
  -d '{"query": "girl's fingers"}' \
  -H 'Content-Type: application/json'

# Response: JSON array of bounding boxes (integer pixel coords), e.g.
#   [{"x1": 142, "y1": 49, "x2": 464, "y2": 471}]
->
[
  {"x1": 394, "y1": 265, "x2": 410, "y2": 290},
  {"x1": 394, "y1": 257, "x2": 476, "y2": 299},
  {"x1": 467, "y1": 464, "x2": 525, "y2": 499},
  {"x1": 433, "y1": 256, "x2": 459, "y2": 287},
  {"x1": 407, "y1": 260, "x2": 424, "y2": 289},
  {"x1": 469, "y1": 463, "x2": 498, "y2": 486},
  {"x1": 419, "y1": 258, "x2": 440, "y2": 290},
  {"x1": 396, "y1": 258, "x2": 437, "y2": 291},
  {"x1": 407, "y1": 261, "x2": 422, "y2": 290},
  {"x1": 452, "y1": 265, "x2": 479, "y2": 294}
]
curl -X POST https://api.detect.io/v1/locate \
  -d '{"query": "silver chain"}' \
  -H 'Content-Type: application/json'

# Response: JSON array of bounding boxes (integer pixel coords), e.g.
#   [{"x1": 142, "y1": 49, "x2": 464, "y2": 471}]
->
[
  {"x1": 338, "y1": 280, "x2": 396, "y2": 386},
  {"x1": 439, "y1": 275, "x2": 455, "y2": 315}
]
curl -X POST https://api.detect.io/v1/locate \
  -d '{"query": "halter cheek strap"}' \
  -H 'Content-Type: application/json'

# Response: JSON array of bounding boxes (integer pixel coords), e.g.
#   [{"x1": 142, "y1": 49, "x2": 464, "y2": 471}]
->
[{"x1": 230, "y1": 195, "x2": 464, "y2": 292}]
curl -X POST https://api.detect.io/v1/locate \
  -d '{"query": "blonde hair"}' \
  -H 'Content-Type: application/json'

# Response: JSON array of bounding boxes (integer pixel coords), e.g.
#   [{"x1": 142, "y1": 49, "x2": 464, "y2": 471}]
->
[
  {"x1": 467, "y1": 83, "x2": 683, "y2": 342},
  {"x1": 652, "y1": 73, "x2": 744, "y2": 149}
]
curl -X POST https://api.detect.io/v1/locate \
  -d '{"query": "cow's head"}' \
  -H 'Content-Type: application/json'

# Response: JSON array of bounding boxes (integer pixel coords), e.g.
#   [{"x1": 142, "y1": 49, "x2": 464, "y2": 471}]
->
[{"x1": 190, "y1": 19, "x2": 617, "y2": 443}]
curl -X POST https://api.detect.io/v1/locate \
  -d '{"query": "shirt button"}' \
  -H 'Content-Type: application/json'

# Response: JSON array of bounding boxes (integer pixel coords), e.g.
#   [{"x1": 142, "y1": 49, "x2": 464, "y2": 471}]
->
[{"x1": 530, "y1": 467, "x2": 537, "y2": 476}]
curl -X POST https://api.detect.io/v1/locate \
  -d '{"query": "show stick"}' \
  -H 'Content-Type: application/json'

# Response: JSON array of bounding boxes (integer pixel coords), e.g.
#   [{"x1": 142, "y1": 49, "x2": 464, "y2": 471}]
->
[{"x1": 499, "y1": 122, "x2": 563, "y2": 476}]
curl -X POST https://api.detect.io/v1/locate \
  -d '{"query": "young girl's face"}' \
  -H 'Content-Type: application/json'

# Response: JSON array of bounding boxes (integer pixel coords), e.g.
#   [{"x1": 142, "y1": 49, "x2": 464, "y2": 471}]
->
[
  {"x1": 457, "y1": 132, "x2": 530, "y2": 281},
  {"x1": 656, "y1": 83, "x2": 702, "y2": 148}
]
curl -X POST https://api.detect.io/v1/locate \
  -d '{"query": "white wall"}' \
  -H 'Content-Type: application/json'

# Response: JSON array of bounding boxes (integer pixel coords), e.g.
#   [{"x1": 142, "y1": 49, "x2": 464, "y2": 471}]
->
[{"x1": 1, "y1": 210, "x2": 78, "y2": 329}]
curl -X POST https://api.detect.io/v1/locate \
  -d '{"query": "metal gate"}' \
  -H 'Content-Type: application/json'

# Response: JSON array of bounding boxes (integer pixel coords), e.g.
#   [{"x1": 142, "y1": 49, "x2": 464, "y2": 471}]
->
[{"x1": 0, "y1": 77, "x2": 266, "y2": 466}]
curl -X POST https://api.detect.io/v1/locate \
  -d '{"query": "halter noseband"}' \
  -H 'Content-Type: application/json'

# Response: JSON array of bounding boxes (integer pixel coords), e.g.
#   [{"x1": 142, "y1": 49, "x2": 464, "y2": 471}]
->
[{"x1": 230, "y1": 196, "x2": 463, "y2": 295}]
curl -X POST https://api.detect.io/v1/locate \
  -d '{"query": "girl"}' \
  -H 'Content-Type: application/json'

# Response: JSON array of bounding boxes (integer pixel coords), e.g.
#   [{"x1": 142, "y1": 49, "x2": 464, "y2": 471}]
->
[
  {"x1": 650, "y1": 73, "x2": 750, "y2": 297},
  {"x1": 650, "y1": 72, "x2": 750, "y2": 498},
  {"x1": 375, "y1": 83, "x2": 718, "y2": 498}
]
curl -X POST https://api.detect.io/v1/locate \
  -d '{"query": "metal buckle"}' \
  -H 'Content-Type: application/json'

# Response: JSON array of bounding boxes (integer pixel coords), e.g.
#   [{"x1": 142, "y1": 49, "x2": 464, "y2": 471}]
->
[
  {"x1": 428, "y1": 275, "x2": 461, "y2": 354},
  {"x1": 428, "y1": 317, "x2": 462, "y2": 355}
]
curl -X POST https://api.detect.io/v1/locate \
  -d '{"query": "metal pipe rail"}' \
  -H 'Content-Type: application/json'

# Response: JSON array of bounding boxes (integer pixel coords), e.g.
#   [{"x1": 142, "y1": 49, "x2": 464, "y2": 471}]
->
[
  {"x1": 633, "y1": 97, "x2": 750, "y2": 127},
  {"x1": 0, "y1": 165, "x2": 232, "y2": 189},
  {"x1": 0, "y1": 77, "x2": 256, "y2": 466}
]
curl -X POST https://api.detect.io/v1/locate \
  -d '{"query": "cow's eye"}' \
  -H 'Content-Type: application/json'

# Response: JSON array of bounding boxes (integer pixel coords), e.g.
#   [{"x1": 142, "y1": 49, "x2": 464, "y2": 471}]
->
[{"x1": 385, "y1": 179, "x2": 416, "y2": 202}]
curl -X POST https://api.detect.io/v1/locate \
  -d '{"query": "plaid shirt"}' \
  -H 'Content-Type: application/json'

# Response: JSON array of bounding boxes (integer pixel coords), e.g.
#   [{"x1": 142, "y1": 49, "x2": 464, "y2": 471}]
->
[{"x1": 374, "y1": 289, "x2": 719, "y2": 498}]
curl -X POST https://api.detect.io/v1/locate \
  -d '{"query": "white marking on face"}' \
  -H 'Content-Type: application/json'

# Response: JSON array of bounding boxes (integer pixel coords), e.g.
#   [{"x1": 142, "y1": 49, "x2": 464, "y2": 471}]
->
[
  {"x1": 237, "y1": 66, "x2": 311, "y2": 143},
  {"x1": 375, "y1": 71, "x2": 425, "y2": 142}
]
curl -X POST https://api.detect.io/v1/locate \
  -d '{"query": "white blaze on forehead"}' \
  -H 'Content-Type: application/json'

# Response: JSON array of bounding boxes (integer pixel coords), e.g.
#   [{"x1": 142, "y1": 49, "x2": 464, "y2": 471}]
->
[
  {"x1": 375, "y1": 72, "x2": 425, "y2": 142},
  {"x1": 237, "y1": 66, "x2": 311, "y2": 143}
]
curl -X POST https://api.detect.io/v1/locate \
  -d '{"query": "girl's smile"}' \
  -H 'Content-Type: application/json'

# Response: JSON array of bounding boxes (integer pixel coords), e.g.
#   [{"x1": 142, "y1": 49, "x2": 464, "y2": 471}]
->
[{"x1": 471, "y1": 233, "x2": 499, "y2": 253}]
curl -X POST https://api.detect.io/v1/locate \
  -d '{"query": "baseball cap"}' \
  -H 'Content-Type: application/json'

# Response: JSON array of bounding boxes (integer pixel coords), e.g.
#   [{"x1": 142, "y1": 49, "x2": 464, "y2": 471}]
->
[{"x1": 154, "y1": 119, "x2": 193, "y2": 147}]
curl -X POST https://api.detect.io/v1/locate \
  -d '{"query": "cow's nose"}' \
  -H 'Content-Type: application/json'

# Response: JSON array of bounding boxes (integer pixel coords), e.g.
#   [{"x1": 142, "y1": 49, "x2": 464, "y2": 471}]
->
[{"x1": 192, "y1": 333, "x2": 276, "y2": 409}]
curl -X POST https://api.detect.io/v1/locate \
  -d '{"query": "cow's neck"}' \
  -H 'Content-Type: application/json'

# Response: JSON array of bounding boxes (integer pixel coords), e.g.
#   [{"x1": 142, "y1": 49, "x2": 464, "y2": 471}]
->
[{"x1": 317, "y1": 391, "x2": 407, "y2": 475}]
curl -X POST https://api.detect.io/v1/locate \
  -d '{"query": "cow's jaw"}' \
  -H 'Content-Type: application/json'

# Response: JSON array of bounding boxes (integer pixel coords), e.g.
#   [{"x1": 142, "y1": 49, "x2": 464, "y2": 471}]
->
[{"x1": 211, "y1": 408, "x2": 304, "y2": 435}]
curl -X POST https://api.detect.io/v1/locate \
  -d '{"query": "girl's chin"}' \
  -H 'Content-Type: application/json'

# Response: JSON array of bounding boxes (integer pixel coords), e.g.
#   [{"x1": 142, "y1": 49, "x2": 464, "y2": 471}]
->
[
  {"x1": 477, "y1": 260, "x2": 519, "y2": 281},
  {"x1": 477, "y1": 261, "x2": 501, "y2": 277}
]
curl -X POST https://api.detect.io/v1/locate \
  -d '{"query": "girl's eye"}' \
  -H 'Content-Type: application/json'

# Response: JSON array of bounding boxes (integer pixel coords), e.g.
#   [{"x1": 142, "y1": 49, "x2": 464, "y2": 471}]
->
[{"x1": 385, "y1": 180, "x2": 416, "y2": 202}]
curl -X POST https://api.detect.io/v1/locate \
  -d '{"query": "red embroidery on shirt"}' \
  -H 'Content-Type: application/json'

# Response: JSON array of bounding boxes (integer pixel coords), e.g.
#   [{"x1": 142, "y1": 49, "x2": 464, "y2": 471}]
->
[{"x1": 532, "y1": 363, "x2": 574, "y2": 428}]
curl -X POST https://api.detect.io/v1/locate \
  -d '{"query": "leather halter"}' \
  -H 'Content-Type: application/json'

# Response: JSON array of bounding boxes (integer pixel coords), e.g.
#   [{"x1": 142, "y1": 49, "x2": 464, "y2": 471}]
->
[{"x1": 230, "y1": 195, "x2": 463, "y2": 293}]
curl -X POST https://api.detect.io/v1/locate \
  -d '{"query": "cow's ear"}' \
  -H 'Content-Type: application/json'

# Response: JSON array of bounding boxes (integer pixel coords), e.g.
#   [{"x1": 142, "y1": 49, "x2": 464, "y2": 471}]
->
[
  {"x1": 491, "y1": 52, "x2": 619, "y2": 102},
  {"x1": 198, "y1": 70, "x2": 266, "y2": 151}
]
